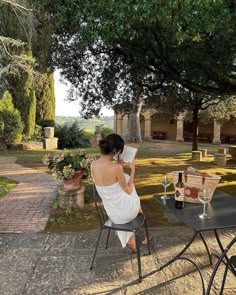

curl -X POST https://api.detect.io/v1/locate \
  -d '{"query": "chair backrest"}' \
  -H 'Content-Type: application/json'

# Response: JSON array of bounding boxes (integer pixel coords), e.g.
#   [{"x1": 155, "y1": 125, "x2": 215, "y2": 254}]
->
[{"x1": 93, "y1": 184, "x2": 108, "y2": 227}]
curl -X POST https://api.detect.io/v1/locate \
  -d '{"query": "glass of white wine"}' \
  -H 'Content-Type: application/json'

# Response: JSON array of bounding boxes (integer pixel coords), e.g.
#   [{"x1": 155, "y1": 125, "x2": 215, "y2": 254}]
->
[
  {"x1": 160, "y1": 174, "x2": 173, "y2": 200},
  {"x1": 198, "y1": 187, "x2": 211, "y2": 219}
]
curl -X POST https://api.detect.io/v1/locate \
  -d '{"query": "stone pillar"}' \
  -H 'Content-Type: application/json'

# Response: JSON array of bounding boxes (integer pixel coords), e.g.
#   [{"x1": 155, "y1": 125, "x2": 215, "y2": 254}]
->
[
  {"x1": 122, "y1": 114, "x2": 129, "y2": 138},
  {"x1": 212, "y1": 121, "x2": 221, "y2": 144},
  {"x1": 144, "y1": 118, "x2": 152, "y2": 140},
  {"x1": 192, "y1": 151, "x2": 202, "y2": 161},
  {"x1": 91, "y1": 126, "x2": 102, "y2": 147},
  {"x1": 218, "y1": 148, "x2": 227, "y2": 154},
  {"x1": 43, "y1": 127, "x2": 58, "y2": 149},
  {"x1": 116, "y1": 113, "x2": 123, "y2": 135},
  {"x1": 44, "y1": 127, "x2": 54, "y2": 138},
  {"x1": 43, "y1": 138, "x2": 58, "y2": 150},
  {"x1": 214, "y1": 154, "x2": 226, "y2": 166},
  {"x1": 58, "y1": 185, "x2": 85, "y2": 210},
  {"x1": 176, "y1": 114, "x2": 184, "y2": 142},
  {"x1": 199, "y1": 149, "x2": 207, "y2": 157},
  {"x1": 113, "y1": 113, "x2": 117, "y2": 133}
]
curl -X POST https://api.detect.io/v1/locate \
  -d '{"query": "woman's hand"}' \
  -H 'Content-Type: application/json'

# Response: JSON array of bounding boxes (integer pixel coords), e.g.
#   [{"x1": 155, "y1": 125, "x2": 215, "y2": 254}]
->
[{"x1": 127, "y1": 158, "x2": 136, "y2": 171}]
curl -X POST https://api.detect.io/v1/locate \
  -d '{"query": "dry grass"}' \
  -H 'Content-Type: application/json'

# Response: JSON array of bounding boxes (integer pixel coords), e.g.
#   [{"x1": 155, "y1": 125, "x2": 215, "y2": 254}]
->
[{"x1": 46, "y1": 141, "x2": 236, "y2": 232}]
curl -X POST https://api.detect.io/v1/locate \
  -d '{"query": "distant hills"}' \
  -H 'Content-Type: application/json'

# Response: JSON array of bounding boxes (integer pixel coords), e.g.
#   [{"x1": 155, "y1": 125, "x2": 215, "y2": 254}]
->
[{"x1": 55, "y1": 116, "x2": 113, "y2": 132}]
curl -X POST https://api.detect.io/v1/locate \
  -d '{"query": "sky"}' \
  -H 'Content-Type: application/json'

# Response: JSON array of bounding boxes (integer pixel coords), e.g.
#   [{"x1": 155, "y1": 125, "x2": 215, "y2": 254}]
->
[{"x1": 54, "y1": 71, "x2": 114, "y2": 117}]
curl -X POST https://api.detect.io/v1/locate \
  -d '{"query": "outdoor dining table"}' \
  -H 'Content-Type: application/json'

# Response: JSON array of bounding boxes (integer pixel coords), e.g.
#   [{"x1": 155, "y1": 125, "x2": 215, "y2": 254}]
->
[{"x1": 152, "y1": 190, "x2": 236, "y2": 294}]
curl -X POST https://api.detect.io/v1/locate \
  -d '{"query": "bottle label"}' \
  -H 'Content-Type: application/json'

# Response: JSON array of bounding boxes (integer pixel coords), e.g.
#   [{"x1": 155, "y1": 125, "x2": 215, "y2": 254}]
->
[{"x1": 175, "y1": 187, "x2": 185, "y2": 201}]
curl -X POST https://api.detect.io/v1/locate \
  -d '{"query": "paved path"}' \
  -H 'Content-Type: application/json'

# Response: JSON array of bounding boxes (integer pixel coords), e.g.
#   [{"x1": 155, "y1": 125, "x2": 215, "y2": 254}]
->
[
  {"x1": 0, "y1": 157, "x2": 58, "y2": 233},
  {"x1": 0, "y1": 228, "x2": 235, "y2": 295}
]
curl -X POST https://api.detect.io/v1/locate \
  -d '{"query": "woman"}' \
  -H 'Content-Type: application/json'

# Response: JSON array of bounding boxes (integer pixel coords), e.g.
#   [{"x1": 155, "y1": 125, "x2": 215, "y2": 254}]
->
[{"x1": 91, "y1": 133, "x2": 149, "y2": 251}]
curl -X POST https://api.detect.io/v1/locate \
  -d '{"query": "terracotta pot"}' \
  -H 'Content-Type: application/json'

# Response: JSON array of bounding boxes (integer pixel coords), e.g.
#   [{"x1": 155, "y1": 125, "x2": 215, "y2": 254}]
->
[{"x1": 63, "y1": 170, "x2": 84, "y2": 191}]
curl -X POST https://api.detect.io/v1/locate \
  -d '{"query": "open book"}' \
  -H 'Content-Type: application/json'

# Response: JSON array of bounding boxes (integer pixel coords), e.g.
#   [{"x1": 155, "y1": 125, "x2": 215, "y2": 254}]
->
[{"x1": 116, "y1": 145, "x2": 137, "y2": 163}]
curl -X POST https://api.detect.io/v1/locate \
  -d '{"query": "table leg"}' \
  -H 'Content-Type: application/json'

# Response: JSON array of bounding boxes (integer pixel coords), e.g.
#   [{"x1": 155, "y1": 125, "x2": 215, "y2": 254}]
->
[
  {"x1": 141, "y1": 231, "x2": 205, "y2": 293},
  {"x1": 199, "y1": 232, "x2": 213, "y2": 265},
  {"x1": 159, "y1": 231, "x2": 198, "y2": 271},
  {"x1": 214, "y1": 230, "x2": 236, "y2": 276},
  {"x1": 175, "y1": 257, "x2": 205, "y2": 295}
]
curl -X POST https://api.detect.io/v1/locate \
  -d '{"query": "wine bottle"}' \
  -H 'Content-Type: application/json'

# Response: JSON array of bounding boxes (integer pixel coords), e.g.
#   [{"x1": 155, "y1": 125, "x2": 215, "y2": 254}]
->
[{"x1": 175, "y1": 172, "x2": 185, "y2": 209}]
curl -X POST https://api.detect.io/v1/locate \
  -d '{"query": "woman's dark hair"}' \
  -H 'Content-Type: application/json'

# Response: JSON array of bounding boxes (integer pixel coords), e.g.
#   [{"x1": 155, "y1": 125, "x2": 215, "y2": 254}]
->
[{"x1": 99, "y1": 133, "x2": 124, "y2": 155}]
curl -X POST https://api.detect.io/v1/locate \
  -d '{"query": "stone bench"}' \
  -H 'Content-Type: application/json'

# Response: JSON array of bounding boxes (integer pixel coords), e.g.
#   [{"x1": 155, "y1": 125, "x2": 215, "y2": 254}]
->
[
  {"x1": 192, "y1": 151, "x2": 202, "y2": 161},
  {"x1": 214, "y1": 153, "x2": 227, "y2": 166},
  {"x1": 218, "y1": 148, "x2": 227, "y2": 154},
  {"x1": 229, "y1": 146, "x2": 236, "y2": 161},
  {"x1": 198, "y1": 149, "x2": 207, "y2": 157}
]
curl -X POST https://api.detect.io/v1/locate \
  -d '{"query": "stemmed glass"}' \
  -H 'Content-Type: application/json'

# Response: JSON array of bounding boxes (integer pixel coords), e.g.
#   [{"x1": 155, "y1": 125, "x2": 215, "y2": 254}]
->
[
  {"x1": 198, "y1": 187, "x2": 211, "y2": 219},
  {"x1": 160, "y1": 174, "x2": 173, "y2": 200}
]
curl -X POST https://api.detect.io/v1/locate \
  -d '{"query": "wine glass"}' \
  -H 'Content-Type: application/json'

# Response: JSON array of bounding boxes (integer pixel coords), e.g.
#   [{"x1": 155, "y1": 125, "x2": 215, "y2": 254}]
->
[
  {"x1": 198, "y1": 187, "x2": 211, "y2": 219},
  {"x1": 160, "y1": 174, "x2": 173, "y2": 200}
]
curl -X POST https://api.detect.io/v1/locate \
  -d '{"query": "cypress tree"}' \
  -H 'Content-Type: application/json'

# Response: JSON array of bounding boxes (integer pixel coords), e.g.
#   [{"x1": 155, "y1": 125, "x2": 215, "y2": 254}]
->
[
  {"x1": 35, "y1": 70, "x2": 55, "y2": 127},
  {"x1": 11, "y1": 55, "x2": 36, "y2": 137}
]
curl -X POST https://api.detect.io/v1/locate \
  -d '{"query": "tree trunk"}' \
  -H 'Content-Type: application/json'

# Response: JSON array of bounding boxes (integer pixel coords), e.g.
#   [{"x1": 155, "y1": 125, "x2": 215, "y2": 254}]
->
[
  {"x1": 128, "y1": 111, "x2": 142, "y2": 142},
  {"x1": 192, "y1": 107, "x2": 199, "y2": 151}
]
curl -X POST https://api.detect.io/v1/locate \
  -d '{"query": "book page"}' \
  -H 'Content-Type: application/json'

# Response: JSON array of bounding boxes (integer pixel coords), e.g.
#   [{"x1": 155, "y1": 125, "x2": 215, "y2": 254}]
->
[{"x1": 119, "y1": 146, "x2": 137, "y2": 163}]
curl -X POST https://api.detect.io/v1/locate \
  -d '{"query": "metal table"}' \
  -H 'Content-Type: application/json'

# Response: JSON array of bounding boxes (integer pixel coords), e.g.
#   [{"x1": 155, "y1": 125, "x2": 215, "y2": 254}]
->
[{"x1": 152, "y1": 190, "x2": 236, "y2": 294}]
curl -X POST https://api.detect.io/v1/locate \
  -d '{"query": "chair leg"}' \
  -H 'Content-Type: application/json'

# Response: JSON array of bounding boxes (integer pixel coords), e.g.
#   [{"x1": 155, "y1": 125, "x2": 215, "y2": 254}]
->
[
  {"x1": 144, "y1": 219, "x2": 151, "y2": 255},
  {"x1": 90, "y1": 228, "x2": 103, "y2": 270},
  {"x1": 220, "y1": 261, "x2": 229, "y2": 295},
  {"x1": 105, "y1": 228, "x2": 111, "y2": 249},
  {"x1": 135, "y1": 232, "x2": 142, "y2": 283}
]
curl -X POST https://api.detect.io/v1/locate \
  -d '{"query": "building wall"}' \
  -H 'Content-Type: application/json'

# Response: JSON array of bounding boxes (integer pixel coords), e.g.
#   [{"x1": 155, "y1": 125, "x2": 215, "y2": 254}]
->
[
  {"x1": 199, "y1": 123, "x2": 213, "y2": 134},
  {"x1": 151, "y1": 118, "x2": 177, "y2": 140},
  {"x1": 221, "y1": 120, "x2": 236, "y2": 135}
]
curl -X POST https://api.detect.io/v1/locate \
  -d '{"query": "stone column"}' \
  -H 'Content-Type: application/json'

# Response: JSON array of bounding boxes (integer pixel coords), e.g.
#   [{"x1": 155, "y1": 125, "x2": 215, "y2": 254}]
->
[
  {"x1": 142, "y1": 109, "x2": 152, "y2": 140},
  {"x1": 144, "y1": 118, "x2": 152, "y2": 140},
  {"x1": 113, "y1": 113, "x2": 117, "y2": 132},
  {"x1": 122, "y1": 114, "x2": 129, "y2": 137},
  {"x1": 212, "y1": 120, "x2": 221, "y2": 144},
  {"x1": 116, "y1": 113, "x2": 123, "y2": 135},
  {"x1": 176, "y1": 114, "x2": 184, "y2": 142},
  {"x1": 43, "y1": 127, "x2": 58, "y2": 149}
]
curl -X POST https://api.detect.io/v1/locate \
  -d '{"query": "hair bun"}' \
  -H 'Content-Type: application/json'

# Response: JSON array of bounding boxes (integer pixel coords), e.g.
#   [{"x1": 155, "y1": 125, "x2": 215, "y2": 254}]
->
[{"x1": 99, "y1": 139, "x2": 112, "y2": 154}]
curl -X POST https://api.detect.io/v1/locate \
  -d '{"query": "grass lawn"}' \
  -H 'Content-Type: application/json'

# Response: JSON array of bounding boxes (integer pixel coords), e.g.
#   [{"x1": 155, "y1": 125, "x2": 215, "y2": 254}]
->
[
  {"x1": 0, "y1": 176, "x2": 17, "y2": 198},
  {"x1": 1, "y1": 141, "x2": 236, "y2": 232}
]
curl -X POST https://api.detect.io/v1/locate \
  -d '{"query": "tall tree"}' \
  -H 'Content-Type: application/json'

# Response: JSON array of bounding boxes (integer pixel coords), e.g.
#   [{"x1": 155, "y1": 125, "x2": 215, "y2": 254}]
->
[
  {"x1": 0, "y1": 0, "x2": 34, "y2": 93},
  {"x1": 31, "y1": 0, "x2": 56, "y2": 127},
  {"x1": 48, "y1": 1, "x2": 236, "y2": 143},
  {"x1": 52, "y1": 0, "x2": 236, "y2": 94}
]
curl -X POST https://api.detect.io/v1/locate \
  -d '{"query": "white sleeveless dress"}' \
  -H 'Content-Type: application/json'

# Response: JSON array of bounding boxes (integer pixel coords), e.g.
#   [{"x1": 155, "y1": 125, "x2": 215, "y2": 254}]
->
[{"x1": 95, "y1": 174, "x2": 140, "y2": 247}]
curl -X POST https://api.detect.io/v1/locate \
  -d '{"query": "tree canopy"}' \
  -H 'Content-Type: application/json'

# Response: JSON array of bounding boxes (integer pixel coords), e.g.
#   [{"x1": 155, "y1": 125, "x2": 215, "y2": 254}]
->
[{"x1": 52, "y1": 0, "x2": 236, "y2": 109}]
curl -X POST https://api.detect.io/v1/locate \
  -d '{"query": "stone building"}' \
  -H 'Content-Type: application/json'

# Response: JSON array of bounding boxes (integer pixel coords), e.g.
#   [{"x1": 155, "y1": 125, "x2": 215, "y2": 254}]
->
[{"x1": 113, "y1": 109, "x2": 236, "y2": 144}]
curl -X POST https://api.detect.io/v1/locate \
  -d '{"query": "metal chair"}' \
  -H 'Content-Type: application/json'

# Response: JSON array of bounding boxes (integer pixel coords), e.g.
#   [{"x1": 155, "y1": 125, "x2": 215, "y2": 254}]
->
[
  {"x1": 90, "y1": 184, "x2": 151, "y2": 283},
  {"x1": 206, "y1": 236, "x2": 236, "y2": 295}
]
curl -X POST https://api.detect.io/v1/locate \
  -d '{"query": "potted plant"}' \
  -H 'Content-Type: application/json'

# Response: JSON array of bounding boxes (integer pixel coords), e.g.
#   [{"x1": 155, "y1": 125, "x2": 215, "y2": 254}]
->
[{"x1": 42, "y1": 149, "x2": 96, "y2": 190}]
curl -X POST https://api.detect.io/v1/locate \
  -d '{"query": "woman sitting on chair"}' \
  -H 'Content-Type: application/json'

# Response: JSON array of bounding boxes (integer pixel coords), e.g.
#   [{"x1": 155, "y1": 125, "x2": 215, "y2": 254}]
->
[{"x1": 91, "y1": 133, "x2": 150, "y2": 252}]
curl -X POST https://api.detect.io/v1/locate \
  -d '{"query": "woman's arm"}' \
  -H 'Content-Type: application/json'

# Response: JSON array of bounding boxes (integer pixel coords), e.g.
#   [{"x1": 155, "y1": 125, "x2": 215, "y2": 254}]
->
[{"x1": 116, "y1": 159, "x2": 135, "y2": 194}]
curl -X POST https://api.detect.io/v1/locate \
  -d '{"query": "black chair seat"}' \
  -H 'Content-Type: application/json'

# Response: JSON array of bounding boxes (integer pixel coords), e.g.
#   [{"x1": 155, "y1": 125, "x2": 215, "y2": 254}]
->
[{"x1": 105, "y1": 214, "x2": 145, "y2": 231}]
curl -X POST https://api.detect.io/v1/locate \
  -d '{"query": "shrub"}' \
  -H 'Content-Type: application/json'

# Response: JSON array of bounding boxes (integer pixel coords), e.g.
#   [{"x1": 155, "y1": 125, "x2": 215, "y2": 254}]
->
[
  {"x1": 0, "y1": 91, "x2": 24, "y2": 146},
  {"x1": 55, "y1": 122, "x2": 91, "y2": 149},
  {"x1": 101, "y1": 127, "x2": 113, "y2": 138},
  {"x1": 23, "y1": 124, "x2": 43, "y2": 142},
  {"x1": 42, "y1": 149, "x2": 96, "y2": 180}
]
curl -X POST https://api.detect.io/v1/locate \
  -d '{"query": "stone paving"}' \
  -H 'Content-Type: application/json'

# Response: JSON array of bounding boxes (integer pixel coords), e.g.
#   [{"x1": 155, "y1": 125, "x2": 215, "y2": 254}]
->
[
  {"x1": 0, "y1": 157, "x2": 58, "y2": 233},
  {"x1": 0, "y1": 150, "x2": 235, "y2": 294},
  {"x1": 0, "y1": 228, "x2": 235, "y2": 295}
]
